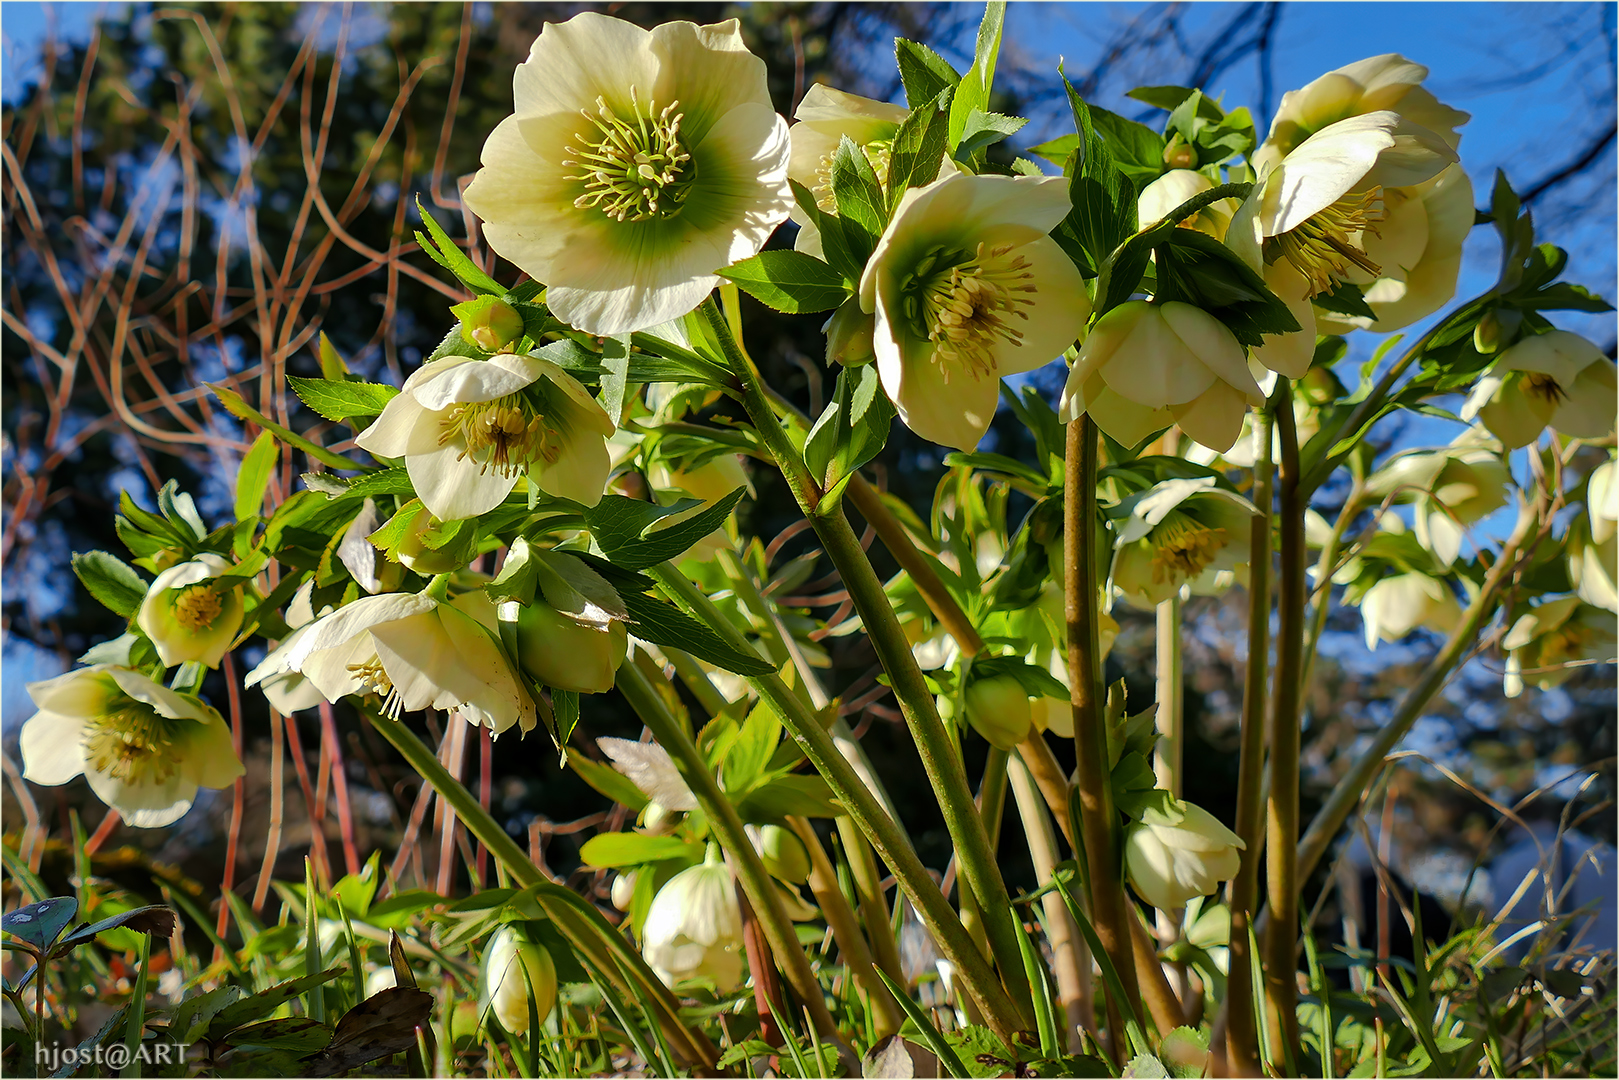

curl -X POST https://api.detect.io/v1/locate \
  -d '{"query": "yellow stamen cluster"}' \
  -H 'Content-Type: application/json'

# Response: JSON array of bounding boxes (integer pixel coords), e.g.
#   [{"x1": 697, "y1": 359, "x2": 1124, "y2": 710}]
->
[
  {"x1": 1267, "y1": 188, "x2": 1384, "y2": 297},
  {"x1": 172, "y1": 584, "x2": 223, "y2": 631},
  {"x1": 564, "y1": 87, "x2": 694, "y2": 222},
  {"x1": 84, "y1": 704, "x2": 178, "y2": 785},
  {"x1": 439, "y1": 396, "x2": 560, "y2": 478},
  {"x1": 348, "y1": 656, "x2": 404, "y2": 719},
  {"x1": 1150, "y1": 515, "x2": 1228, "y2": 583},
  {"x1": 906, "y1": 242, "x2": 1036, "y2": 381}
]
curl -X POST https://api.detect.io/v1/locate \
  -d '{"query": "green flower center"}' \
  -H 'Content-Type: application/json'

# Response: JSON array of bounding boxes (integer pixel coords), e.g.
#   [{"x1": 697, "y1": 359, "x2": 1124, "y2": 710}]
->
[
  {"x1": 564, "y1": 88, "x2": 696, "y2": 222},
  {"x1": 173, "y1": 584, "x2": 223, "y2": 631},
  {"x1": 1150, "y1": 513, "x2": 1228, "y2": 583},
  {"x1": 84, "y1": 702, "x2": 180, "y2": 786},
  {"x1": 900, "y1": 242, "x2": 1037, "y2": 381},
  {"x1": 347, "y1": 655, "x2": 405, "y2": 719},
  {"x1": 438, "y1": 394, "x2": 561, "y2": 478},
  {"x1": 1266, "y1": 188, "x2": 1384, "y2": 297}
]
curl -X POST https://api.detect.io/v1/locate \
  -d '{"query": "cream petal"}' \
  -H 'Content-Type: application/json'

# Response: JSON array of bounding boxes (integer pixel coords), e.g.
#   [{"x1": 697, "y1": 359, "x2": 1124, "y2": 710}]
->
[
  {"x1": 1170, "y1": 381, "x2": 1252, "y2": 454},
  {"x1": 686, "y1": 102, "x2": 792, "y2": 259},
  {"x1": 19, "y1": 711, "x2": 89, "y2": 784},
  {"x1": 26, "y1": 668, "x2": 119, "y2": 717},
  {"x1": 411, "y1": 353, "x2": 549, "y2": 412},
  {"x1": 1477, "y1": 379, "x2": 1553, "y2": 450},
  {"x1": 408, "y1": 445, "x2": 520, "y2": 522},
  {"x1": 462, "y1": 116, "x2": 580, "y2": 280},
  {"x1": 1361, "y1": 118, "x2": 1459, "y2": 190},
  {"x1": 286, "y1": 593, "x2": 439, "y2": 669},
  {"x1": 533, "y1": 424, "x2": 611, "y2": 507},
  {"x1": 1070, "y1": 374, "x2": 1175, "y2": 446},
  {"x1": 1161, "y1": 302, "x2": 1264, "y2": 403},
  {"x1": 298, "y1": 632, "x2": 379, "y2": 703},
  {"x1": 106, "y1": 668, "x2": 217, "y2": 724},
  {"x1": 262, "y1": 672, "x2": 326, "y2": 715},
  {"x1": 1263, "y1": 113, "x2": 1403, "y2": 235},
  {"x1": 1363, "y1": 185, "x2": 1429, "y2": 278},
  {"x1": 538, "y1": 360, "x2": 618, "y2": 437},
  {"x1": 649, "y1": 19, "x2": 771, "y2": 139},
  {"x1": 148, "y1": 554, "x2": 228, "y2": 594},
  {"x1": 510, "y1": 12, "x2": 660, "y2": 123},
  {"x1": 354, "y1": 392, "x2": 439, "y2": 458},
  {"x1": 85, "y1": 768, "x2": 197, "y2": 829},
  {"x1": 989, "y1": 236, "x2": 1089, "y2": 377},
  {"x1": 179, "y1": 715, "x2": 246, "y2": 789},
  {"x1": 1097, "y1": 307, "x2": 1216, "y2": 407},
  {"x1": 794, "y1": 83, "x2": 908, "y2": 125},
  {"x1": 1554, "y1": 361, "x2": 1618, "y2": 439},
  {"x1": 372, "y1": 609, "x2": 526, "y2": 728},
  {"x1": 885, "y1": 333, "x2": 1001, "y2": 451},
  {"x1": 1224, "y1": 189, "x2": 1264, "y2": 272}
]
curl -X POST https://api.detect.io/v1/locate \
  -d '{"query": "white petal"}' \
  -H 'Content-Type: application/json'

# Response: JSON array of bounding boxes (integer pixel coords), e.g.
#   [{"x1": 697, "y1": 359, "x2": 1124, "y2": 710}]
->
[
  {"x1": 285, "y1": 593, "x2": 438, "y2": 670},
  {"x1": 1554, "y1": 361, "x2": 1618, "y2": 439},
  {"x1": 794, "y1": 83, "x2": 908, "y2": 125},
  {"x1": 650, "y1": 19, "x2": 771, "y2": 138},
  {"x1": 538, "y1": 360, "x2": 617, "y2": 437},
  {"x1": 354, "y1": 392, "x2": 438, "y2": 458},
  {"x1": 26, "y1": 668, "x2": 118, "y2": 716},
  {"x1": 598, "y1": 737, "x2": 698, "y2": 810},
  {"x1": 106, "y1": 668, "x2": 216, "y2": 724},
  {"x1": 411, "y1": 352, "x2": 547, "y2": 412},
  {"x1": 533, "y1": 427, "x2": 611, "y2": 508},
  {"x1": 298, "y1": 632, "x2": 378, "y2": 703},
  {"x1": 989, "y1": 236, "x2": 1088, "y2": 376},
  {"x1": 1097, "y1": 306, "x2": 1215, "y2": 407},
  {"x1": 1161, "y1": 302, "x2": 1264, "y2": 404},
  {"x1": 85, "y1": 768, "x2": 197, "y2": 829},
  {"x1": 1170, "y1": 380, "x2": 1252, "y2": 453},
  {"x1": 510, "y1": 12, "x2": 660, "y2": 123},
  {"x1": 408, "y1": 445, "x2": 519, "y2": 522},
  {"x1": 179, "y1": 715, "x2": 246, "y2": 789},
  {"x1": 19, "y1": 711, "x2": 89, "y2": 784}
]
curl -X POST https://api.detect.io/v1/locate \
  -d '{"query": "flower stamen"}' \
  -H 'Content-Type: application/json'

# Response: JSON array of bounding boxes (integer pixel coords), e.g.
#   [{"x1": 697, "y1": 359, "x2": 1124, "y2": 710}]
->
[
  {"x1": 84, "y1": 705, "x2": 178, "y2": 785},
  {"x1": 1523, "y1": 372, "x2": 1569, "y2": 407},
  {"x1": 563, "y1": 87, "x2": 695, "y2": 222},
  {"x1": 348, "y1": 656, "x2": 405, "y2": 719},
  {"x1": 438, "y1": 395, "x2": 561, "y2": 477},
  {"x1": 1150, "y1": 515, "x2": 1228, "y2": 583},
  {"x1": 902, "y1": 242, "x2": 1037, "y2": 382},
  {"x1": 1267, "y1": 187, "x2": 1384, "y2": 296},
  {"x1": 172, "y1": 585, "x2": 223, "y2": 631}
]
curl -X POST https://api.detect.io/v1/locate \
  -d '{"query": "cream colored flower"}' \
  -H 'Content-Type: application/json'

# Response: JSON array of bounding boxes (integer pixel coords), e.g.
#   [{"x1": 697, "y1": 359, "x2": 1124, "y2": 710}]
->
[
  {"x1": 482, "y1": 925, "x2": 558, "y2": 1035},
  {"x1": 611, "y1": 870, "x2": 638, "y2": 911},
  {"x1": 1357, "y1": 571, "x2": 1462, "y2": 650},
  {"x1": 1366, "y1": 430, "x2": 1512, "y2": 567},
  {"x1": 643, "y1": 850, "x2": 744, "y2": 991},
  {"x1": 244, "y1": 582, "x2": 325, "y2": 715},
  {"x1": 647, "y1": 452, "x2": 752, "y2": 504},
  {"x1": 19, "y1": 666, "x2": 243, "y2": 828},
  {"x1": 1461, "y1": 331, "x2": 1617, "y2": 450},
  {"x1": 1501, "y1": 597, "x2": 1618, "y2": 697},
  {"x1": 1570, "y1": 460, "x2": 1618, "y2": 612},
  {"x1": 462, "y1": 13, "x2": 792, "y2": 335},
  {"x1": 1137, "y1": 169, "x2": 1237, "y2": 239},
  {"x1": 136, "y1": 553, "x2": 244, "y2": 669},
  {"x1": 356, "y1": 353, "x2": 614, "y2": 521},
  {"x1": 270, "y1": 590, "x2": 536, "y2": 735},
  {"x1": 862, "y1": 173, "x2": 1089, "y2": 450},
  {"x1": 1111, "y1": 477, "x2": 1257, "y2": 609},
  {"x1": 1124, "y1": 800, "x2": 1245, "y2": 910},
  {"x1": 1059, "y1": 300, "x2": 1265, "y2": 452},
  {"x1": 505, "y1": 595, "x2": 627, "y2": 695}
]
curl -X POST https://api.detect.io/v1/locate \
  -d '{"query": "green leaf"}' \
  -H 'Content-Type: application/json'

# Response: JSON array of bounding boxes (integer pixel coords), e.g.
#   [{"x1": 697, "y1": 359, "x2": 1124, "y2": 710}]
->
[
  {"x1": 790, "y1": 178, "x2": 865, "y2": 284},
  {"x1": 413, "y1": 198, "x2": 503, "y2": 295},
  {"x1": 723, "y1": 702, "x2": 781, "y2": 793},
  {"x1": 720, "y1": 251, "x2": 850, "y2": 315},
  {"x1": 1052, "y1": 69, "x2": 1136, "y2": 278},
  {"x1": 317, "y1": 333, "x2": 349, "y2": 379},
  {"x1": 830, "y1": 135, "x2": 885, "y2": 258},
  {"x1": 803, "y1": 365, "x2": 894, "y2": 496},
  {"x1": 2, "y1": 895, "x2": 77, "y2": 952},
  {"x1": 622, "y1": 589, "x2": 775, "y2": 677},
  {"x1": 1088, "y1": 104, "x2": 1169, "y2": 180},
  {"x1": 329, "y1": 851, "x2": 382, "y2": 919},
  {"x1": 222, "y1": 1017, "x2": 334, "y2": 1054},
  {"x1": 72, "y1": 551, "x2": 149, "y2": 618},
  {"x1": 236, "y1": 430, "x2": 281, "y2": 522},
  {"x1": 1314, "y1": 280, "x2": 1377, "y2": 320},
  {"x1": 585, "y1": 489, "x2": 747, "y2": 571},
  {"x1": 947, "y1": 1, "x2": 1007, "y2": 152},
  {"x1": 1153, "y1": 228, "x2": 1300, "y2": 346},
  {"x1": 873, "y1": 967, "x2": 971, "y2": 1077},
  {"x1": 955, "y1": 109, "x2": 1028, "y2": 159},
  {"x1": 894, "y1": 38, "x2": 961, "y2": 109},
  {"x1": 887, "y1": 102, "x2": 953, "y2": 209},
  {"x1": 288, "y1": 376, "x2": 400, "y2": 423},
  {"x1": 569, "y1": 754, "x2": 651, "y2": 811},
  {"x1": 1127, "y1": 86, "x2": 1225, "y2": 120},
  {"x1": 1028, "y1": 133, "x2": 1081, "y2": 167},
  {"x1": 579, "y1": 833, "x2": 703, "y2": 869},
  {"x1": 207, "y1": 968, "x2": 347, "y2": 1040},
  {"x1": 552, "y1": 687, "x2": 581, "y2": 748},
  {"x1": 1509, "y1": 281, "x2": 1615, "y2": 313},
  {"x1": 599, "y1": 335, "x2": 630, "y2": 425},
  {"x1": 208, "y1": 382, "x2": 360, "y2": 471},
  {"x1": 736, "y1": 773, "x2": 841, "y2": 819},
  {"x1": 54, "y1": 905, "x2": 177, "y2": 955},
  {"x1": 316, "y1": 465, "x2": 415, "y2": 501}
]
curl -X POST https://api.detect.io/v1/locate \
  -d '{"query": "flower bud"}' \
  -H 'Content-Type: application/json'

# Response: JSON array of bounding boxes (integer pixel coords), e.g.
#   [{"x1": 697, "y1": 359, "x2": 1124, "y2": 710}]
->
[
  {"x1": 822, "y1": 298, "x2": 876, "y2": 367},
  {"x1": 962, "y1": 675, "x2": 1033, "y2": 751},
  {"x1": 392, "y1": 505, "x2": 478, "y2": 575},
  {"x1": 748, "y1": 824, "x2": 810, "y2": 884},
  {"x1": 1162, "y1": 134, "x2": 1196, "y2": 170},
  {"x1": 481, "y1": 924, "x2": 557, "y2": 1036},
  {"x1": 611, "y1": 870, "x2": 637, "y2": 912},
  {"x1": 506, "y1": 598, "x2": 627, "y2": 694},
  {"x1": 1124, "y1": 801, "x2": 1245, "y2": 910},
  {"x1": 453, "y1": 296, "x2": 526, "y2": 353},
  {"x1": 643, "y1": 853, "x2": 744, "y2": 992}
]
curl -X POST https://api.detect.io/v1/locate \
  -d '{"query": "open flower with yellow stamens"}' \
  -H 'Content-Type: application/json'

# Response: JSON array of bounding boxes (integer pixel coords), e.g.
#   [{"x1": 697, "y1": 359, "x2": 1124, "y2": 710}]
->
[
  {"x1": 19, "y1": 665, "x2": 243, "y2": 828},
  {"x1": 1365, "y1": 428, "x2": 1512, "y2": 568},
  {"x1": 1501, "y1": 596, "x2": 1618, "y2": 697},
  {"x1": 462, "y1": 13, "x2": 791, "y2": 336},
  {"x1": 136, "y1": 552, "x2": 245, "y2": 669},
  {"x1": 862, "y1": 173, "x2": 1088, "y2": 450},
  {"x1": 1110, "y1": 477, "x2": 1258, "y2": 609},
  {"x1": 1460, "y1": 330, "x2": 1617, "y2": 450},
  {"x1": 356, "y1": 353, "x2": 614, "y2": 521},
  {"x1": 265, "y1": 589, "x2": 535, "y2": 736}
]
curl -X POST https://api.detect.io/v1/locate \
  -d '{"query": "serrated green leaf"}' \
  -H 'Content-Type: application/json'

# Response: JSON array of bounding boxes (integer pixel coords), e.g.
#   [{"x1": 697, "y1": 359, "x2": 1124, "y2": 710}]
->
[
  {"x1": 956, "y1": 109, "x2": 1027, "y2": 158},
  {"x1": 413, "y1": 198, "x2": 503, "y2": 295},
  {"x1": 208, "y1": 382, "x2": 359, "y2": 471},
  {"x1": 585, "y1": 490, "x2": 746, "y2": 570},
  {"x1": 235, "y1": 431, "x2": 280, "y2": 522},
  {"x1": 947, "y1": 1, "x2": 1007, "y2": 152},
  {"x1": 288, "y1": 376, "x2": 399, "y2": 423},
  {"x1": 830, "y1": 135, "x2": 885, "y2": 258},
  {"x1": 71, "y1": 551, "x2": 148, "y2": 618},
  {"x1": 622, "y1": 589, "x2": 775, "y2": 676},
  {"x1": 886, "y1": 102, "x2": 952, "y2": 209},
  {"x1": 720, "y1": 250, "x2": 849, "y2": 315},
  {"x1": 894, "y1": 38, "x2": 961, "y2": 109}
]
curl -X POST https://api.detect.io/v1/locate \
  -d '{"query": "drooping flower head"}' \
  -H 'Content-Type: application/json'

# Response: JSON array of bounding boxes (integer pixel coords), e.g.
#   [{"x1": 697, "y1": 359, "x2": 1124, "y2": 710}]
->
[
  {"x1": 1124, "y1": 799, "x2": 1245, "y2": 910},
  {"x1": 1570, "y1": 460, "x2": 1618, "y2": 613},
  {"x1": 1461, "y1": 330, "x2": 1617, "y2": 450},
  {"x1": 642, "y1": 847, "x2": 745, "y2": 991},
  {"x1": 1365, "y1": 429, "x2": 1512, "y2": 567},
  {"x1": 463, "y1": 13, "x2": 792, "y2": 335},
  {"x1": 20, "y1": 665, "x2": 243, "y2": 827},
  {"x1": 136, "y1": 553, "x2": 245, "y2": 669},
  {"x1": 1136, "y1": 169, "x2": 1238, "y2": 239},
  {"x1": 1501, "y1": 597, "x2": 1618, "y2": 697},
  {"x1": 356, "y1": 353, "x2": 614, "y2": 521},
  {"x1": 1111, "y1": 477, "x2": 1258, "y2": 608},
  {"x1": 862, "y1": 173, "x2": 1089, "y2": 451},
  {"x1": 1059, "y1": 300, "x2": 1265, "y2": 452},
  {"x1": 1356, "y1": 571, "x2": 1463, "y2": 650}
]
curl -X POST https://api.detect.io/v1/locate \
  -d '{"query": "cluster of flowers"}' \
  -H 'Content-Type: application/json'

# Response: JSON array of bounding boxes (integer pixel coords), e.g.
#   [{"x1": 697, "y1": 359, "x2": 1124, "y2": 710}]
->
[{"x1": 19, "y1": 12, "x2": 1616, "y2": 996}]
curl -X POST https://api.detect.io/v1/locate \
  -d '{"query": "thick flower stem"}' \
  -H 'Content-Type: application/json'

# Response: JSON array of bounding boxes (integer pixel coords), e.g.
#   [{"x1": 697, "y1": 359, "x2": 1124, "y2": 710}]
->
[
  {"x1": 699, "y1": 298, "x2": 1035, "y2": 1024},
  {"x1": 648, "y1": 563, "x2": 1028, "y2": 1040},
  {"x1": 1225, "y1": 405, "x2": 1274, "y2": 1076},
  {"x1": 615, "y1": 661, "x2": 846, "y2": 1052},
  {"x1": 1263, "y1": 387, "x2": 1306, "y2": 1060},
  {"x1": 366, "y1": 711, "x2": 719, "y2": 1070},
  {"x1": 1063, "y1": 415, "x2": 1144, "y2": 1027}
]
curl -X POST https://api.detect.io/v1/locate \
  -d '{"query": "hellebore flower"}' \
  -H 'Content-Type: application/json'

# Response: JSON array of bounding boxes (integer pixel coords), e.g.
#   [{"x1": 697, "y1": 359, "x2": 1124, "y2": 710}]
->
[
  {"x1": 643, "y1": 848, "x2": 745, "y2": 991},
  {"x1": 1124, "y1": 800, "x2": 1245, "y2": 910},
  {"x1": 498, "y1": 546, "x2": 629, "y2": 694},
  {"x1": 862, "y1": 173, "x2": 1089, "y2": 450},
  {"x1": 462, "y1": 13, "x2": 792, "y2": 335},
  {"x1": 244, "y1": 582, "x2": 325, "y2": 715},
  {"x1": 1461, "y1": 330, "x2": 1618, "y2": 450},
  {"x1": 136, "y1": 553, "x2": 245, "y2": 669},
  {"x1": 1060, "y1": 301, "x2": 1266, "y2": 454},
  {"x1": 1356, "y1": 571, "x2": 1462, "y2": 650},
  {"x1": 356, "y1": 353, "x2": 615, "y2": 521},
  {"x1": 1111, "y1": 477, "x2": 1258, "y2": 609},
  {"x1": 646, "y1": 452, "x2": 753, "y2": 504},
  {"x1": 1570, "y1": 460, "x2": 1618, "y2": 613},
  {"x1": 960, "y1": 674, "x2": 1033, "y2": 752},
  {"x1": 1136, "y1": 169, "x2": 1238, "y2": 239},
  {"x1": 481, "y1": 924, "x2": 558, "y2": 1035},
  {"x1": 1365, "y1": 430, "x2": 1512, "y2": 567},
  {"x1": 1502, "y1": 597, "x2": 1618, "y2": 697},
  {"x1": 611, "y1": 870, "x2": 638, "y2": 912},
  {"x1": 747, "y1": 823, "x2": 811, "y2": 884},
  {"x1": 20, "y1": 665, "x2": 243, "y2": 828},
  {"x1": 271, "y1": 590, "x2": 536, "y2": 736}
]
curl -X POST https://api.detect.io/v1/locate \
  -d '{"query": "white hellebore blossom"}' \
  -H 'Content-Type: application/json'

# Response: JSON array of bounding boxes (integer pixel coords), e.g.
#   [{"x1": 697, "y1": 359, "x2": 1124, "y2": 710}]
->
[
  {"x1": 1111, "y1": 477, "x2": 1258, "y2": 609},
  {"x1": 136, "y1": 553, "x2": 244, "y2": 669},
  {"x1": 269, "y1": 589, "x2": 536, "y2": 735},
  {"x1": 1124, "y1": 800, "x2": 1245, "y2": 910},
  {"x1": 1060, "y1": 300, "x2": 1265, "y2": 453},
  {"x1": 481, "y1": 925, "x2": 558, "y2": 1036},
  {"x1": 462, "y1": 13, "x2": 791, "y2": 335},
  {"x1": 1461, "y1": 331, "x2": 1618, "y2": 450},
  {"x1": 1365, "y1": 430, "x2": 1512, "y2": 567},
  {"x1": 243, "y1": 581, "x2": 325, "y2": 715},
  {"x1": 862, "y1": 173, "x2": 1089, "y2": 451},
  {"x1": 1501, "y1": 597, "x2": 1618, "y2": 698},
  {"x1": 356, "y1": 353, "x2": 614, "y2": 521},
  {"x1": 20, "y1": 665, "x2": 243, "y2": 828},
  {"x1": 1258, "y1": 54, "x2": 1470, "y2": 164},
  {"x1": 1136, "y1": 169, "x2": 1237, "y2": 240},
  {"x1": 1357, "y1": 571, "x2": 1462, "y2": 650},
  {"x1": 642, "y1": 849, "x2": 745, "y2": 991},
  {"x1": 1570, "y1": 460, "x2": 1618, "y2": 613}
]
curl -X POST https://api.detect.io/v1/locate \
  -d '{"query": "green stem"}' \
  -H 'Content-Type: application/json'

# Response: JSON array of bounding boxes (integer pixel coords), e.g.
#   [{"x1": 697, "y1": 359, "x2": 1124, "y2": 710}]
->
[
  {"x1": 648, "y1": 562, "x2": 1027, "y2": 1040},
  {"x1": 1263, "y1": 386, "x2": 1306, "y2": 1060},
  {"x1": 1225, "y1": 403, "x2": 1274, "y2": 1076},
  {"x1": 698, "y1": 297, "x2": 1033, "y2": 1023},
  {"x1": 366, "y1": 711, "x2": 719, "y2": 1070},
  {"x1": 1299, "y1": 488, "x2": 1363, "y2": 696},
  {"x1": 1153, "y1": 595, "x2": 1183, "y2": 798},
  {"x1": 615, "y1": 661, "x2": 846, "y2": 1050},
  {"x1": 1063, "y1": 415, "x2": 1143, "y2": 1030}
]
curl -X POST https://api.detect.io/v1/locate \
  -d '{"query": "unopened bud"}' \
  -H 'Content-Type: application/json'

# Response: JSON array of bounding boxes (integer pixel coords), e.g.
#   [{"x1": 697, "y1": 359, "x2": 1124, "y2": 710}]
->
[
  {"x1": 962, "y1": 675, "x2": 1033, "y2": 751},
  {"x1": 454, "y1": 296, "x2": 526, "y2": 353},
  {"x1": 505, "y1": 598, "x2": 627, "y2": 694},
  {"x1": 749, "y1": 824, "x2": 810, "y2": 884},
  {"x1": 611, "y1": 870, "x2": 637, "y2": 911},
  {"x1": 481, "y1": 924, "x2": 557, "y2": 1035},
  {"x1": 1162, "y1": 134, "x2": 1196, "y2": 171},
  {"x1": 822, "y1": 298, "x2": 876, "y2": 367}
]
